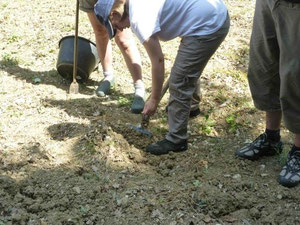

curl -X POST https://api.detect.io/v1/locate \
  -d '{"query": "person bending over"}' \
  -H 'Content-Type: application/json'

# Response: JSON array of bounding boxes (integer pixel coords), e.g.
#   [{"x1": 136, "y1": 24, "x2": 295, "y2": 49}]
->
[{"x1": 95, "y1": 0, "x2": 229, "y2": 155}]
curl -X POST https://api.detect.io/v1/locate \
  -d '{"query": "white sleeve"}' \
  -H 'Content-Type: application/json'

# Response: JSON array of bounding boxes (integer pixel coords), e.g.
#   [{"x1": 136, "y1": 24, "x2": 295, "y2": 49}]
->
[
  {"x1": 130, "y1": 21, "x2": 161, "y2": 44},
  {"x1": 129, "y1": 0, "x2": 165, "y2": 43}
]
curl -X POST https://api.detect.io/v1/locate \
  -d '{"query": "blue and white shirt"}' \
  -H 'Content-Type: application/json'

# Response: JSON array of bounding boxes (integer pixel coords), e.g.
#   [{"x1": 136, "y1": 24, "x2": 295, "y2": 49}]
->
[{"x1": 129, "y1": 0, "x2": 228, "y2": 43}]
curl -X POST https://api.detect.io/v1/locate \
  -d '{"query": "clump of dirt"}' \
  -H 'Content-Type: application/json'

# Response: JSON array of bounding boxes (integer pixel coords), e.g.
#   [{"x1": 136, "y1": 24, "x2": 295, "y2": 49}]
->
[{"x1": 110, "y1": 123, "x2": 158, "y2": 148}]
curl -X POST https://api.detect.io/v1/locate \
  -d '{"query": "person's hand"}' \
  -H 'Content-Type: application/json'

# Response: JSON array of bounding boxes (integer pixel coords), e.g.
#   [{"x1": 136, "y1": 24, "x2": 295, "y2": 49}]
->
[{"x1": 142, "y1": 98, "x2": 160, "y2": 116}]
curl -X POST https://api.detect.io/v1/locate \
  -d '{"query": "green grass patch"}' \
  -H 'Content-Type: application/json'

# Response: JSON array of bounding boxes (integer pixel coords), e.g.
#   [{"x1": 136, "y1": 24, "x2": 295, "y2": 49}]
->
[
  {"x1": 7, "y1": 35, "x2": 20, "y2": 43},
  {"x1": 117, "y1": 96, "x2": 131, "y2": 107},
  {"x1": 152, "y1": 126, "x2": 168, "y2": 135},
  {"x1": 196, "y1": 114, "x2": 215, "y2": 135},
  {"x1": 278, "y1": 147, "x2": 290, "y2": 167},
  {"x1": 1, "y1": 53, "x2": 19, "y2": 66},
  {"x1": 225, "y1": 113, "x2": 241, "y2": 133}
]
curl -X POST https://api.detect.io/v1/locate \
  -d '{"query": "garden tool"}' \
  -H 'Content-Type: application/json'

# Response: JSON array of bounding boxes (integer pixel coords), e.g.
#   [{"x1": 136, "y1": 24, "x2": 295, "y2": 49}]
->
[
  {"x1": 130, "y1": 77, "x2": 170, "y2": 138},
  {"x1": 69, "y1": 0, "x2": 80, "y2": 94}
]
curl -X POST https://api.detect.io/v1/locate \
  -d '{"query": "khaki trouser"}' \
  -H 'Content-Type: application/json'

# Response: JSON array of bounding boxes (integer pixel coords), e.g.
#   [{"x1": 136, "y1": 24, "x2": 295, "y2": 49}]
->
[
  {"x1": 248, "y1": 0, "x2": 300, "y2": 133},
  {"x1": 191, "y1": 80, "x2": 201, "y2": 111},
  {"x1": 166, "y1": 15, "x2": 230, "y2": 143}
]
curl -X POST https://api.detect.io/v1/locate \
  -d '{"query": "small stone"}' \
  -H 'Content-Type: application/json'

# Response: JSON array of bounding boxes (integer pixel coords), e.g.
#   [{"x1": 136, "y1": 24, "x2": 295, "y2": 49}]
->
[
  {"x1": 116, "y1": 195, "x2": 129, "y2": 207},
  {"x1": 91, "y1": 165, "x2": 99, "y2": 172},
  {"x1": 113, "y1": 183, "x2": 120, "y2": 189},
  {"x1": 259, "y1": 164, "x2": 266, "y2": 170},
  {"x1": 93, "y1": 111, "x2": 100, "y2": 116},
  {"x1": 250, "y1": 207, "x2": 260, "y2": 218},
  {"x1": 73, "y1": 186, "x2": 81, "y2": 194},
  {"x1": 32, "y1": 77, "x2": 41, "y2": 84},
  {"x1": 261, "y1": 173, "x2": 268, "y2": 177},
  {"x1": 203, "y1": 215, "x2": 212, "y2": 223},
  {"x1": 277, "y1": 194, "x2": 283, "y2": 200},
  {"x1": 115, "y1": 209, "x2": 122, "y2": 217},
  {"x1": 233, "y1": 174, "x2": 241, "y2": 179},
  {"x1": 223, "y1": 215, "x2": 238, "y2": 223},
  {"x1": 244, "y1": 139, "x2": 252, "y2": 143}
]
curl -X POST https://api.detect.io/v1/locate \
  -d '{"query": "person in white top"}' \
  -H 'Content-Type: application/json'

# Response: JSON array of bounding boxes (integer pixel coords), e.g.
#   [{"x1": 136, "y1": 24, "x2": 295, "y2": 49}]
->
[{"x1": 95, "y1": 0, "x2": 230, "y2": 155}]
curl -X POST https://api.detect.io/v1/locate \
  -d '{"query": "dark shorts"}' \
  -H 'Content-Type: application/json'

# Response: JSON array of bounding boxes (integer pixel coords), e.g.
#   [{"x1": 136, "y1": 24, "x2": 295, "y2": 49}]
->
[{"x1": 79, "y1": 0, "x2": 97, "y2": 13}]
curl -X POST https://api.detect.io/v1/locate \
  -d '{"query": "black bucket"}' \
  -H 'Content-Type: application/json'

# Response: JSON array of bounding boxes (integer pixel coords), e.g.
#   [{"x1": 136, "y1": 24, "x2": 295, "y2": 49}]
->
[{"x1": 56, "y1": 35, "x2": 100, "y2": 83}]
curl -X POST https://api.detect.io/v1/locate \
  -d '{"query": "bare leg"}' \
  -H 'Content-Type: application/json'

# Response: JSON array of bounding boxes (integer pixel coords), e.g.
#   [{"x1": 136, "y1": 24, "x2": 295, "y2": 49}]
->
[
  {"x1": 114, "y1": 29, "x2": 142, "y2": 83},
  {"x1": 266, "y1": 111, "x2": 300, "y2": 148},
  {"x1": 266, "y1": 111, "x2": 282, "y2": 130},
  {"x1": 295, "y1": 134, "x2": 300, "y2": 147},
  {"x1": 87, "y1": 12, "x2": 113, "y2": 73},
  {"x1": 114, "y1": 29, "x2": 145, "y2": 115}
]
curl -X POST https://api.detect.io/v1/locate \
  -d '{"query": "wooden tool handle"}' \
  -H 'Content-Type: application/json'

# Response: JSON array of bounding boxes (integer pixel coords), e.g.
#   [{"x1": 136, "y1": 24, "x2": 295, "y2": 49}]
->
[
  {"x1": 73, "y1": 0, "x2": 79, "y2": 83},
  {"x1": 146, "y1": 77, "x2": 170, "y2": 103}
]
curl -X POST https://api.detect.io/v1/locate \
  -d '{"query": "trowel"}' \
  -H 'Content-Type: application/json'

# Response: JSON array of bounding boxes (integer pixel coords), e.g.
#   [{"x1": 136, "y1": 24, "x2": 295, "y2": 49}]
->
[{"x1": 130, "y1": 78, "x2": 170, "y2": 138}]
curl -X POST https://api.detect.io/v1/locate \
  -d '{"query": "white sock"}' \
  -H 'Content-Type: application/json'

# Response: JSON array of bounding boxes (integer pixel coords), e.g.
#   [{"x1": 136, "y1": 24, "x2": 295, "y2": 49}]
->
[
  {"x1": 103, "y1": 71, "x2": 114, "y2": 82},
  {"x1": 134, "y1": 80, "x2": 145, "y2": 98}
]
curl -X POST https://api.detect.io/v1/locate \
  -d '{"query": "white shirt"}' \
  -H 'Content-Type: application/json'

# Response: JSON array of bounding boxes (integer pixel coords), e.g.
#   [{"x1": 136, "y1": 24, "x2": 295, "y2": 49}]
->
[{"x1": 129, "y1": 0, "x2": 228, "y2": 43}]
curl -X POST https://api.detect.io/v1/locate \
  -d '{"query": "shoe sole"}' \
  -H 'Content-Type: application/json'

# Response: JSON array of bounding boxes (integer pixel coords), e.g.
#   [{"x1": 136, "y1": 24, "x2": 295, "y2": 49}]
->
[
  {"x1": 235, "y1": 150, "x2": 280, "y2": 161},
  {"x1": 147, "y1": 147, "x2": 188, "y2": 155},
  {"x1": 278, "y1": 177, "x2": 299, "y2": 188}
]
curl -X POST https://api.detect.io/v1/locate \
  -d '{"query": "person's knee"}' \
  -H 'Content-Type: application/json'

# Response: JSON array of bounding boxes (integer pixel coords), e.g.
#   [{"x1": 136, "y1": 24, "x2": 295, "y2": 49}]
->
[
  {"x1": 93, "y1": 24, "x2": 109, "y2": 39},
  {"x1": 87, "y1": 13, "x2": 109, "y2": 39},
  {"x1": 115, "y1": 30, "x2": 133, "y2": 50}
]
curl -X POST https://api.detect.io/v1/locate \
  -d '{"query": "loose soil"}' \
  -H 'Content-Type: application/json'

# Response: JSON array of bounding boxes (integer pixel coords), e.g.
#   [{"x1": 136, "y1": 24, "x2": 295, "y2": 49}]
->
[{"x1": 0, "y1": 0, "x2": 299, "y2": 224}]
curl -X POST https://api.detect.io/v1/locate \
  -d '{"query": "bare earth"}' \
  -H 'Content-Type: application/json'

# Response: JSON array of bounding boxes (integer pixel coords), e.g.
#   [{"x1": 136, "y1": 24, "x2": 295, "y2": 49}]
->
[{"x1": 0, "y1": 0, "x2": 299, "y2": 224}]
